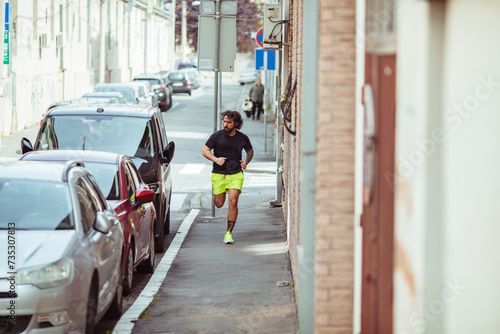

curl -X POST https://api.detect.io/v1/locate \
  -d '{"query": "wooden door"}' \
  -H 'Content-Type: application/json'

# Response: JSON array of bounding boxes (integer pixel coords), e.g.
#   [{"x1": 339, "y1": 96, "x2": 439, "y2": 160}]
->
[{"x1": 360, "y1": 52, "x2": 396, "y2": 333}]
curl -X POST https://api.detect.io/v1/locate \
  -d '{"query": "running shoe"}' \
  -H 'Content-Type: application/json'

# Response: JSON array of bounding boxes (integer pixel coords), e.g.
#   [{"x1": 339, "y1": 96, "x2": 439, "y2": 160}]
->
[{"x1": 224, "y1": 231, "x2": 234, "y2": 244}]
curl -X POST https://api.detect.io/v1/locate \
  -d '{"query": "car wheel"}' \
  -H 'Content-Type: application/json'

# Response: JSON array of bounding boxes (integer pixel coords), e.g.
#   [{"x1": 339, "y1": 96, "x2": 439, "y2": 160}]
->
[
  {"x1": 188, "y1": 89, "x2": 192, "y2": 96},
  {"x1": 105, "y1": 265, "x2": 123, "y2": 319},
  {"x1": 122, "y1": 247, "x2": 134, "y2": 295},
  {"x1": 138, "y1": 231, "x2": 155, "y2": 274},
  {"x1": 154, "y1": 218, "x2": 165, "y2": 253},
  {"x1": 85, "y1": 281, "x2": 98, "y2": 334}
]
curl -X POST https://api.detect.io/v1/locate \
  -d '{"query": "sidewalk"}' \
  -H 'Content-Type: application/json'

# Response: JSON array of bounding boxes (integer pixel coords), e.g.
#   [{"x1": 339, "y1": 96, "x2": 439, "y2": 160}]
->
[
  {"x1": 0, "y1": 123, "x2": 39, "y2": 161},
  {"x1": 124, "y1": 109, "x2": 297, "y2": 333}
]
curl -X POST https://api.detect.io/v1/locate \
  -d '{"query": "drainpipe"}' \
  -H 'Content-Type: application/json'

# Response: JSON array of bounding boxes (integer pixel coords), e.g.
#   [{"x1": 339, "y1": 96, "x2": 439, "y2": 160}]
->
[
  {"x1": 87, "y1": 0, "x2": 92, "y2": 84},
  {"x1": 6, "y1": 1, "x2": 16, "y2": 132},
  {"x1": 59, "y1": 4, "x2": 65, "y2": 100},
  {"x1": 299, "y1": 0, "x2": 318, "y2": 333},
  {"x1": 99, "y1": 0, "x2": 106, "y2": 83}
]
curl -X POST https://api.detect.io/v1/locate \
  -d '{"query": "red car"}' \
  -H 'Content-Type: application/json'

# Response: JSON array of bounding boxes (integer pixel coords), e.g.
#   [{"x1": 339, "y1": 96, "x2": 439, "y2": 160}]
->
[{"x1": 20, "y1": 150, "x2": 157, "y2": 295}]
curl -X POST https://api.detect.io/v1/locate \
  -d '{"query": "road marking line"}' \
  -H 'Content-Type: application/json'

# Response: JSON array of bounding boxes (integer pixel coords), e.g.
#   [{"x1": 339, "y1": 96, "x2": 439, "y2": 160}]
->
[
  {"x1": 179, "y1": 163, "x2": 206, "y2": 175},
  {"x1": 169, "y1": 102, "x2": 180, "y2": 111},
  {"x1": 112, "y1": 209, "x2": 200, "y2": 334},
  {"x1": 171, "y1": 193, "x2": 187, "y2": 211},
  {"x1": 168, "y1": 131, "x2": 210, "y2": 139}
]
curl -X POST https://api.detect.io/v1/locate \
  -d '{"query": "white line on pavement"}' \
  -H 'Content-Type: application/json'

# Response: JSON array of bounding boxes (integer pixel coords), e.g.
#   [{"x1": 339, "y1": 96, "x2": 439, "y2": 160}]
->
[
  {"x1": 170, "y1": 193, "x2": 187, "y2": 211},
  {"x1": 179, "y1": 163, "x2": 207, "y2": 175},
  {"x1": 168, "y1": 131, "x2": 210, "y2": 139},
  {"x1": 112, "y1": 209, "x2": 200, "y2": 334}
]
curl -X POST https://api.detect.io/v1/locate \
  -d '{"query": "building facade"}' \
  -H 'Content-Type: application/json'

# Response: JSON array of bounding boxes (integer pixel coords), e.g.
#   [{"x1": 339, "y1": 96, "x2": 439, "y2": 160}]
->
[
  {"x1": 279, "y1": 0, "x2": 500, "y2": 333},
  {"x1": 0, "y1": 0, "x2": 175, "y2": 138}
]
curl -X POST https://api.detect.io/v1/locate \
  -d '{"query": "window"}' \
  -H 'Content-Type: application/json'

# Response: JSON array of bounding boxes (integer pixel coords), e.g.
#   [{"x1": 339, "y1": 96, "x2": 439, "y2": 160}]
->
[
  {"x1": 76, "y1": 178, "x2": 98, "y2": 233},
  {"x1": 123, "y1": 164, "x2": 137, "y2": 201}
]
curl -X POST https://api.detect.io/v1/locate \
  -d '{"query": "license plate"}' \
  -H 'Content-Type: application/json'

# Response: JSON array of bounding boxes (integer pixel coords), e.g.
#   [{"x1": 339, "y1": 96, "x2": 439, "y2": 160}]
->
[{"x1": 173, "y1": 83, "x2": 182, "y2": 87}]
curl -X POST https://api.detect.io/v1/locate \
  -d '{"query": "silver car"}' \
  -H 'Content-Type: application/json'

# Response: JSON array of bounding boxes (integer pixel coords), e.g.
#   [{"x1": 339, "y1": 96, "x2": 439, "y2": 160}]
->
[{"x1": 0, "y1": 161, "x2": 124, "y2": 333}]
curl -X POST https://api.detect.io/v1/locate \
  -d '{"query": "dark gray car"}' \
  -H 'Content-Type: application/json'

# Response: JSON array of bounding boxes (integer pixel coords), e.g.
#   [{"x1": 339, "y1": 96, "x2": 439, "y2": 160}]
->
[{"x1": 21, "y1": 104, "x2": 175, "y2": 252}]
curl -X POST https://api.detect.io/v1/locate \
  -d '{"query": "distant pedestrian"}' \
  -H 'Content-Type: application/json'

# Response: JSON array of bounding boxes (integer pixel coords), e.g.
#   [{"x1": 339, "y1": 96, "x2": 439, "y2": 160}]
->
[
  {"x1": 202, "y1": 110, "x2": 254, "y2": 244},
  {"x1": 249, "y1": 78, "x2": 265, "y2": 120}
]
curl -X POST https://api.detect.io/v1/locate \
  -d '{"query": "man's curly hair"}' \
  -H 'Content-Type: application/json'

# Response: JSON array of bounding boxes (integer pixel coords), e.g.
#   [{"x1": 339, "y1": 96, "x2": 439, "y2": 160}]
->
[{"x1": 220, "y1": 110, "x2": 243, "y2": 130}]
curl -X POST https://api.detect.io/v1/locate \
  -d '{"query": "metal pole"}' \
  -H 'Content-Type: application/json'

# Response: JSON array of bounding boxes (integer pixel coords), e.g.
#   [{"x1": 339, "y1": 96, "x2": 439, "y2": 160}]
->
[
  {"x1": 212, "y1": 0, "x2": 221, "y2": 217},
  {"x1": 264, "y1": 70, "x2": 268, "y2": 153},
  {"x1": 270, "y1": 50, "x2": 282, "y2": 208}
]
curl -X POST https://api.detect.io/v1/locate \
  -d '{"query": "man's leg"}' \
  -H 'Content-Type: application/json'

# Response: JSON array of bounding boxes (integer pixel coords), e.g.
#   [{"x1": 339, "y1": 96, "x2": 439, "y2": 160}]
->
[
  {"x1": 251, "y1": 101, "x2": 256, "y2": 120},
  {"x1": 213, "y1": 193, "x2": 226, "y2": 208},
  {"x1": 257, "y1": 101, "x2": 263, "y2": 120},
  {"x1": 227, "y1": 188, "x2": 241, "y2": 224}
]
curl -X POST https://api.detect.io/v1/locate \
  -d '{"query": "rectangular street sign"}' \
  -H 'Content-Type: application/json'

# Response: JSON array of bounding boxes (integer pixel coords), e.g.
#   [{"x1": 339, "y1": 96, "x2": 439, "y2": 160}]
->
[
  {"x1": 255, "y1": 49, "x2": 276, "y2": 71},
  {"x1": 197, "y1": 15, "x2": 236, "y2": 72},
  {"x1": 200, "y1": 0, "x2": 237, "y2": 15}
]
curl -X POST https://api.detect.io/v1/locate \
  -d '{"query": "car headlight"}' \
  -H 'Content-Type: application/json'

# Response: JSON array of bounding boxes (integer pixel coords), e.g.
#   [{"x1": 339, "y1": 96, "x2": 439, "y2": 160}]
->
[{"x1": 18, "y1": 257, "x2": 73, "y2": 289}]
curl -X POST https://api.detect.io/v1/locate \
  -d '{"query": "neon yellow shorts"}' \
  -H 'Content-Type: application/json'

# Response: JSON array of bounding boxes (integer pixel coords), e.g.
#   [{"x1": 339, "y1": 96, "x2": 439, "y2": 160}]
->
[{"x1": 211, "y1": 172, "x2": 244, "y2": 195}]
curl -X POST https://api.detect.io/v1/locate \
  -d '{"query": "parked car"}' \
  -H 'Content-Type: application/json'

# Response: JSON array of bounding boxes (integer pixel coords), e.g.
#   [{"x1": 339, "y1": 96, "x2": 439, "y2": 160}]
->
[
  {"x1": 93, "y1": 83, "x2": 140, "y2": 105},
  {"x1": 154, "y1": 70, "x2": 174, "y2": 103},
  {"x1": 168, "y1": 70, "x2": 194, "y2": 95},
  {"x1": 21, "y1": 104, "x2": 175, "y2": 252},
  {"x1": 133, "y1": 74, "x2": 172, "y2": 111},
  {"x1": 128, "y1": 81, "x2": 155, "y2": 107},
  {"x1": 82, "y1": 91, "x2": 128, "y2": 104},
  {"x1": 177, "y1": 62, "x2": 197, "y2": 70},
  {"x1": 179, "y1": 68, "x2": 200, "y2": 89},
  {"x1": 0, "y1": 160, "x2": 123, "y2": 332},
  {"x1": 239, "y1": 68, "x2": 260, "y2": 85},
  {"x1": 20, "y1": 150, "x2": 157, "y2": 295}
]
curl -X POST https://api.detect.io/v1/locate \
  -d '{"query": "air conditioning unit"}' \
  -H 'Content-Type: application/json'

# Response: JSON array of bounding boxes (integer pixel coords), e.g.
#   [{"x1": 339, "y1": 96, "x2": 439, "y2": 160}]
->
[
  {"x1": 263, "y1": 4, "x2": 282, "y2": 44},
  {"x1": 39, "y1": 33, "x2": 50, "y2": 48},
  {"x1": 56, "y1": 33, "x2": 66, "y2": 48}
]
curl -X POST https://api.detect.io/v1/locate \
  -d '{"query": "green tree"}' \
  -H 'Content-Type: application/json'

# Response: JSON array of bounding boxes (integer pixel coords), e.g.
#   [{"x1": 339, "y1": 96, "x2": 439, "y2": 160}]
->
[{"x1": 175, "y1": 0, "x2": 261, "y2": 53}]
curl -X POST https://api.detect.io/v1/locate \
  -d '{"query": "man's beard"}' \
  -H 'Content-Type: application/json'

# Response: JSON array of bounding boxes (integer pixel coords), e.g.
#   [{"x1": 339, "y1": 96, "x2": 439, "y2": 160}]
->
[{"x1": 223, "y1": 127, "x2": 231, "y2": 135}]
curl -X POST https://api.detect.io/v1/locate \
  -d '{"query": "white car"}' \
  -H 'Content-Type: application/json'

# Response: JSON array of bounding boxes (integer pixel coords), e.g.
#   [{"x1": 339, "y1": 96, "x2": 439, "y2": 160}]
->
[
  {"x1": 239, "y1": 68, "x2": 260, "y2": 85},
  {"x1": 0, "y1": 160, "x2": 124, "y2": 333}
]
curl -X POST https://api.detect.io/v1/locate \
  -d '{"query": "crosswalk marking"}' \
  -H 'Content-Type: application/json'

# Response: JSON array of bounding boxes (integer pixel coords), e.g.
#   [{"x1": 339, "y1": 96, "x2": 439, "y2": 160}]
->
[
  {"x1": 245, "y1": 174, "x2": 275, "y2": 188},
  {"x1": 171, "y1": 193, "x2": 188, "y2": 211},
  {"x1": 168, "y1": 131, "x2": 210, "y2": 139},
  {"x1": 179, "y1": 163, "x2": 207, "y2": 174}
]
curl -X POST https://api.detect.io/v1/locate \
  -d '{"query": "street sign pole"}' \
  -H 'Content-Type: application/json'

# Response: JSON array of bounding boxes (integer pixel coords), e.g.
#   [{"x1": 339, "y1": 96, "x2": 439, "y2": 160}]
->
[
  {"x1": 211, "y1": 0, "x2": 222, "y2": 217},
  {"x1": 197, "y1": 0, "x2": 237, "y2": 217}
]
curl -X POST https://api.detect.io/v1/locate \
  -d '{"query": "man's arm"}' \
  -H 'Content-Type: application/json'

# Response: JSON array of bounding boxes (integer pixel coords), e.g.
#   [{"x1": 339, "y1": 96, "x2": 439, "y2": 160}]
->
[
  {"x1": 240, "y1": 148, "x2": 254, "y2": 170},
  {"x1": 202, "y1": 145, "x2": 226, "y2": 166}
]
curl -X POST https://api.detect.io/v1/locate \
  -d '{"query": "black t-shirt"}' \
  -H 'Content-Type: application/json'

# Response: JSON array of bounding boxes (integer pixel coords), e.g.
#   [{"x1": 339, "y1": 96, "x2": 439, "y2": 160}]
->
[{"x1": 205, "y1": 130, "x2": 253, "y2": 175}]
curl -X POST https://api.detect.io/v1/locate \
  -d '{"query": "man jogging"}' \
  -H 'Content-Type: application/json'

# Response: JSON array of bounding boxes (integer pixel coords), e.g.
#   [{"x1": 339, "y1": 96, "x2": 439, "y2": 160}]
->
[
  {"x1": 202, "y1": 110, "x2": 254, "y2": 244},
  {"x1": 249, "y1": 78, "x2": 264, "y2": 120}
]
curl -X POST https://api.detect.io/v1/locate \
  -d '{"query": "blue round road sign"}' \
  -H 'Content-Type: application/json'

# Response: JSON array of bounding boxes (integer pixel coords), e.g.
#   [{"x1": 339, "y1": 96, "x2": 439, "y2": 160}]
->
[{"x1": 256, "y1": 28, "x2": 264, "y2": 48}]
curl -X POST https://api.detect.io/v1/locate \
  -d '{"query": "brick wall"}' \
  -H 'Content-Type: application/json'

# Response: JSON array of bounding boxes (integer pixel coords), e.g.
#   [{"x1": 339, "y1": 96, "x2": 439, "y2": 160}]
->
[
  {"x1": 283, "y1": 0, "x2": 303, "y2": 302},
  {"x1": 315, "y1": 1, "x2": 356, "y2": 333},
  {"x1": 282, "y1": 0, "x2": 357, "y2": 332}
]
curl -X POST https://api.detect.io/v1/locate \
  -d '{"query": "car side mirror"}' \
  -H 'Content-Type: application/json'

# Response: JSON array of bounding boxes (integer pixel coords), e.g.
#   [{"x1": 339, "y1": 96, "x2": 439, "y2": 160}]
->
[
  {"x1": 163, "y1": 141, "x2": 175, "y2": 163},
  {"x1": 94, "y1": 211, "x2": 113, "y2": 234},
  {"x1": 21, "y1": 137, "x2": 34, "y2": 154},
  {"x1": 134, "y1": 189, "x2": 156, "y2": 204}
]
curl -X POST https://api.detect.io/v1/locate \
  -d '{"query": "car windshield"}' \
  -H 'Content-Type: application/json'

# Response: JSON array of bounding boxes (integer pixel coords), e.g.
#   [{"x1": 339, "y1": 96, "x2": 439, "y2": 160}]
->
[
  {"x1": 38, "y1": 115, "x2": 155, "y2": 159},
  {"x1": 136, "y1": 79, "x2": 161, "y2": 86},
  {"x1": 168, "y1": 72, "x2": 185, "y2": 80},
  {"x1": 84, "y1": 163, "x2": 121, "y2": 200},
  {"x1": 0, "y1": 180, "x2": 74, "y2": 230},
  {"x1": 94, "y1": 86, "x2": 134, "y2": 103}
]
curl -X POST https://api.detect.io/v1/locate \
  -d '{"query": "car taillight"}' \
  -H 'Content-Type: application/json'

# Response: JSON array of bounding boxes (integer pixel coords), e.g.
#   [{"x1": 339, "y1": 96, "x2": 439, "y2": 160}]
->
[{"x1": 187, "y1": 79, "x2": 192, "y2": 86}]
